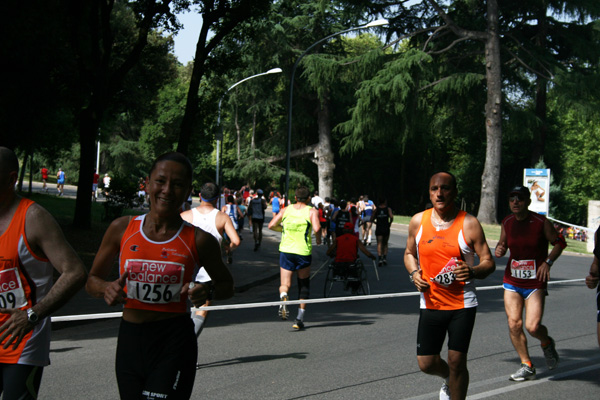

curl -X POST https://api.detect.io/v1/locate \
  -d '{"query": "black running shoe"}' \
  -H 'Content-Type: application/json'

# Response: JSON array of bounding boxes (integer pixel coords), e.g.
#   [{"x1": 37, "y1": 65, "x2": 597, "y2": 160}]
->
[{"x1": 292, "y1": 319, "x2": 304, "y2": 330}]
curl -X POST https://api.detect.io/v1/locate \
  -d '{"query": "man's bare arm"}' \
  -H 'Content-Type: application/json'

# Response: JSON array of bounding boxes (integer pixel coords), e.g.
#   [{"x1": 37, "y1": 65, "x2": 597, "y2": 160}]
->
[
  {"x1": 459, "y1": 214, "x2": 495, "y2": 281},
  {"x1": 495, "y1": 224, "x2": 508, "y2": 258},
  {"x1": 267, "y1": 208, "x2": 285, "y2": 232},
  {"x1": 0, "y1": 205, "x2": 87, "y2": 350},
  {"x1": 192, "y1": 230, "x2": 234, "y2": 304},
  {"x1": 220, "y1": 212, "x2": 240, "y2": 249},
  {"x1": 404, "y1": 212, "x2": 429, "y2": 292},
  {"x1": 24, "y1": 204, "x2": 87, "y2": 318},
  {"x1": 310, "y1": 208, "x2": 321, "y2": 244}
]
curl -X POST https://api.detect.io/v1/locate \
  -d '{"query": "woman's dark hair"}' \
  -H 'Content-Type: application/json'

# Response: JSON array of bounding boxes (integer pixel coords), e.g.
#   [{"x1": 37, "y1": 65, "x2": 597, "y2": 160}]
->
[{"x1": 149, "y1": 152, "x2": 193, "y2": 183}]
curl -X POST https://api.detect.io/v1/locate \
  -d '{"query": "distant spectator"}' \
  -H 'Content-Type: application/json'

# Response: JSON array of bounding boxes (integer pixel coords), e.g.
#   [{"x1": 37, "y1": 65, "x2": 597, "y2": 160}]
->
[
  {"x1": 311, "y1": 191, "x2": 324, "y2": 209},
  {"x1": 41, "y1": 166, "x2": 49, "y2": 192},
  {"x1": 56, "y1": 168, "x2": 65, "y2": 196},
  {"x1": 92, "y1": 169, "x2": 100, "y2": 200},
  {"x1": 103, "y1": 173, "x2": 111, "y2": 196}
]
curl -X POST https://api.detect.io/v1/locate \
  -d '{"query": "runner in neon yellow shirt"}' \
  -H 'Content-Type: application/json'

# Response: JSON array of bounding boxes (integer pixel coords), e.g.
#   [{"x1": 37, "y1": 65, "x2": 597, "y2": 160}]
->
[{"x1": 268, "y1": 186, "x2": 321, "y2": 330}]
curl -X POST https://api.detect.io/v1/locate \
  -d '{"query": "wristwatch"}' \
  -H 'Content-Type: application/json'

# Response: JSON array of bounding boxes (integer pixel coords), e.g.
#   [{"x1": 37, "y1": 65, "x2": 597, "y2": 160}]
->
[
  {"x1": 545, "y1": 258, "x2": 554, "y2": 267},
  {"x1": 27, "y1": 308, "x2": 39, "y2": 326},
  {"x1": 409, "y1": 269, "x2": 420, "y2": 283}
]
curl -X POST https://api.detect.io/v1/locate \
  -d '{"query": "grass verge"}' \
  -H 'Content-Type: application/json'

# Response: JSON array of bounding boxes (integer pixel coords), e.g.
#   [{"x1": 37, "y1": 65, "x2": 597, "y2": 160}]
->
[
  {"x1": 395, "y1": 213, "x2": 590, "y2": 254},
  {"x1": 26, "y1": 193, "x2": 144, "y2": 269}
]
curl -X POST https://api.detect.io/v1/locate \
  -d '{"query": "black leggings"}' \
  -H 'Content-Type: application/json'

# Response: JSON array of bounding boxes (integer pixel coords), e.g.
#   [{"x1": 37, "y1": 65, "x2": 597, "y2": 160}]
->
[
  {"x1": 417, "y1": 308, "x2": 477, "y2": 355},
  {"x1": 116, "y1": 315, "x2": 197, "y2": 400},
  {"x1": 252, "y1": 219, "x2": 264, "y2": 243},
  {"x1": 0, "y1": 364, "x2": 44, "y2": 400}
]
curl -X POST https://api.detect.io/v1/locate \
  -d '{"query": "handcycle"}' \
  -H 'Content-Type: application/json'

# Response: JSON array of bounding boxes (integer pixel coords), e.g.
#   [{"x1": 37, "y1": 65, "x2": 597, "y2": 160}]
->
[{"x1": 323, "y1": 257, "x2": 370, "y2": 297}]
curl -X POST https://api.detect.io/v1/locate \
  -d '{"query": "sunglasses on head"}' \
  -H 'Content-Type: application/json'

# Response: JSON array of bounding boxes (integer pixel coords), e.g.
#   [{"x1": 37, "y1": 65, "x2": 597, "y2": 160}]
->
[{"x1": 509, "y1": 194, "x2": 526, "y2": 202}]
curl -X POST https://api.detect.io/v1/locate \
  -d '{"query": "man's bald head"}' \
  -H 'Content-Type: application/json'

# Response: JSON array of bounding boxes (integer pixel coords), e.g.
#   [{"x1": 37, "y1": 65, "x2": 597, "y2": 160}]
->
[{"x1": 0, "y1": 147, "x2": 19, "y2": 174}]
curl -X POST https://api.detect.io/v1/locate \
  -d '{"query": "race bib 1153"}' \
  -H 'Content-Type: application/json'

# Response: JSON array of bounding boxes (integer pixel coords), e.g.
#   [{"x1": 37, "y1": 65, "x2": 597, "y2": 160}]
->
[{"x1": 510, "y1": 259, "x2": 537, "y2": 279}]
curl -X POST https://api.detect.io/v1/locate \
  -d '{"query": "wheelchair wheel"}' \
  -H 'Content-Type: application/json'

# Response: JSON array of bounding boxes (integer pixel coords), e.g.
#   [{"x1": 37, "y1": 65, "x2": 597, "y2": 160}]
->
[
  {"x1": 355, "y1": 264, "x2": 370, "y2": 295},
  {"x1": 323, "y1": 264, "x2": 336, "y2": 297}
]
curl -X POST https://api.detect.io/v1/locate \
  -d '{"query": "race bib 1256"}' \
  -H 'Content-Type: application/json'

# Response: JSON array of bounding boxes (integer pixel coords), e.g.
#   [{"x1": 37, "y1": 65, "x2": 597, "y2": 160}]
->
[{"x1": 125, "y1": 260, "x2": 185, "y2": 304}]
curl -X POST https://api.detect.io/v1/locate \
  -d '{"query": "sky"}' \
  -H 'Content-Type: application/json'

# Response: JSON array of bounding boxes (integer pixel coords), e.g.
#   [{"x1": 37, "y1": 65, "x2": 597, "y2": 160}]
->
[{"x1": 173, "y1": 12, "x2": 203, "y2": 64}]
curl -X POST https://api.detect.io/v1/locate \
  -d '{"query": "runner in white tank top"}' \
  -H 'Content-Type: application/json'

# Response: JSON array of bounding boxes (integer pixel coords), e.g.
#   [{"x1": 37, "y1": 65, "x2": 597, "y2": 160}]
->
[
  {"x1": 191, "y1": 208, "x2": 222, "y2": 244},
  {"x1": 181, "y1": 183, "x2": 240, "y2": 355}
]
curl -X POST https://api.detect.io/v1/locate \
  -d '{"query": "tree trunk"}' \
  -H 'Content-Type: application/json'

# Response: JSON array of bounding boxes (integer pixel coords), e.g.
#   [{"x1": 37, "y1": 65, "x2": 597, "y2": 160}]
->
[
  {"x1": 316, "y1": 97, "x2": 334, "y2": 199},
  {"x1": 177, "y1": 19, "x2": 211, "y2": 156},
  {"x1": 235, "y1": 105, "x2": 241, "y2": 160},
  {"x1": 73, "y1": 108, "x2": 98, "y2": 229},
  {"x1": 251, "y1": 108, "x2": 257, "y2": 153},
  {"x1": 477, "y1": 0, "x2": 502, "y2": 224},
  {"x1": 28, "y1": 149, "x2": 33, "y2": 195},
  {"x1": 531, "y1": 8, "x2": 548, "y2": 166},
  {"x1": 17, "y1": 150, "x2": 29, "y2": 192}
]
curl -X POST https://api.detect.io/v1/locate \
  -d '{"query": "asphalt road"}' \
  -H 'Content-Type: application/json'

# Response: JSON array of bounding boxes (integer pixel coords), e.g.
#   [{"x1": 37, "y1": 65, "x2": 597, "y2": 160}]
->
[{"x1": 40, "y1": 227, "x2": 599, "y2": 399}]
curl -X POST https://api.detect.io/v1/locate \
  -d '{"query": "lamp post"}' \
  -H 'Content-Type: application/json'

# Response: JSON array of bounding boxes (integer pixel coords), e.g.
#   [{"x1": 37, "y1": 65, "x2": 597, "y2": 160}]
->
[
  {"x1": 284, "y1": 19, "x2": 388, "y2": 203},
  {"x1": 216, "y1": 68, "x2": 283, "y2": 190}
]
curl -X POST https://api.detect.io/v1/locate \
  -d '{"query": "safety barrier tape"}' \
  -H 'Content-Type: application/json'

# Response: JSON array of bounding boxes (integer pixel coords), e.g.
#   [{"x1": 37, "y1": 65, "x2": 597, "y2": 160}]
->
[
  {"x1": 547, "y1": 216, "x2": 594, "y2": 232},
  {"x1": 50, "y1": 278, "x2": 585, "y2": 323}
]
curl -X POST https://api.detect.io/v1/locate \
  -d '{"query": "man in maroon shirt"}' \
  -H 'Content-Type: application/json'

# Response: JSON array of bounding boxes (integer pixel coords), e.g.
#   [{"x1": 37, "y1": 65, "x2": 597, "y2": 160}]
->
[
  {"x1": 495, "y1": 186, "x2": 566, "y2": 381},
  {"x1": 326, "y1": 222, "x2": 376, "y2": 292}
]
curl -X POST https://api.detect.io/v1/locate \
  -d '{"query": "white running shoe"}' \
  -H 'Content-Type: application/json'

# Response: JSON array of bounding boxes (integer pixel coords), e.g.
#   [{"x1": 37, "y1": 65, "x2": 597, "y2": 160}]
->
[
  {"x1": 509, "y1": 363, "x2": 536, "y2": 381},
  {"x1": 439, "y1": 381, "x2": 450, "y2": 400},
  {"x1": 278, "y1": 295, "x2": 288, "y2": 320}
]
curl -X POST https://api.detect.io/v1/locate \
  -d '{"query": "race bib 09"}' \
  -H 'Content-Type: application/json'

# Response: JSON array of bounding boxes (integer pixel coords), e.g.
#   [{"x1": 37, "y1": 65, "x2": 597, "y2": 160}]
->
[
  {"x1": 510, "y1": 259, "x2": 537, "y2": 279},
  {"x1": 0, "y1": 268, "x2": 28, "y2": 309},
  {"x1": 125, "y1": 260, "x2": 185, "y2": 304}
]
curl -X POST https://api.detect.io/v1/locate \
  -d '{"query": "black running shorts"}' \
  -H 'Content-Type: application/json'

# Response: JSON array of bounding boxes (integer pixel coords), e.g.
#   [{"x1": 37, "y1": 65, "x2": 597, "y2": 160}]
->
[
  {"x1": 116, "y1": 314, "x2": 197, "y2": 400},
  {"x1": 0, "y1": 364, "x2": 43, "y2": 399},
  {"x1": 596, "y1": 286, "x2": 599, "y2": 323},
  {"x1": 417, "y1": 308, "x2": 477, "y2": 355}
]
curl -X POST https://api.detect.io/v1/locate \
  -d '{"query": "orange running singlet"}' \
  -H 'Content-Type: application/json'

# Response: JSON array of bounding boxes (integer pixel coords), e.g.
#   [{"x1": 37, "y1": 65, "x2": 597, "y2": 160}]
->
[
  {"x1": 416, "y1": 209, "x2": 477, "y2": 310},
  {"x1": 119, "y1": 215, "x2": 200, "y2": 314},
  {"x1": 0, "y1": 198, "x2": 54, "y2": 366}
]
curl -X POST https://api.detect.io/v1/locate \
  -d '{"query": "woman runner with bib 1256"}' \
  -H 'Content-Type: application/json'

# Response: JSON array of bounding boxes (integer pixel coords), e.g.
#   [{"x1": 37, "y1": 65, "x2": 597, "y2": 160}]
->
[{"x1": 86, "y1": 152, "x2": 234, "y2": 400}]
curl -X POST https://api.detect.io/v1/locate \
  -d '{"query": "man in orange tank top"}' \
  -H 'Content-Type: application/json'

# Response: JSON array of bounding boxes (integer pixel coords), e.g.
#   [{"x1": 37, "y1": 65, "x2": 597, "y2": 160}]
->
[
  {"x1": 404, "y1": 172, "x2": 495, "y2": 400},
  {"x1": 0, "y1": 147, "x2": 87, "y2": 399}
]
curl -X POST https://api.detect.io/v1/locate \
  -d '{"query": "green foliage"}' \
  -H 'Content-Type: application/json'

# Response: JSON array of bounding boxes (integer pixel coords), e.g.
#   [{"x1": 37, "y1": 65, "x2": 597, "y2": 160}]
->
[
  {"x1": 103, "y1": 174, "x2": 140, "y2": 221},
  {"x1": 103, "y1": 136, "x2": 150, "y2": 179},
  {"x1": 54, "y1": 143, "x2": 82, "y2": 185},
  {"x1": 552, "y1": 111, "x2": 600, "y2": 224},
  {"x1": 7, "y1": 0, "x2": 600, "y2": 229},
  {"x1": 337, "y1": 48, "x2": 433, "y2": 154},
  {"x1": 140, "y1": 74, "x2": 189, "y2": 161}
]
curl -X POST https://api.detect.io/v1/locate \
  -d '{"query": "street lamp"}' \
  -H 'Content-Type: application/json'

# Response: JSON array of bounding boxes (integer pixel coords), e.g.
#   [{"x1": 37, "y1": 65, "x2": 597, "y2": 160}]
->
[
  {"x1": 215, "y1": 68, "x2": 283, "y2": 192},
  {"x1": 284, "y1": 19, "x2": 388, "y2": 202}
]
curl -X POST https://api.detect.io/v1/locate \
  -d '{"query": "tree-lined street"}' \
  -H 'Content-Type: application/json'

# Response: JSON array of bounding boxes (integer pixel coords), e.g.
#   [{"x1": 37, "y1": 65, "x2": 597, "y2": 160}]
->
[
  {"x1": 3, "y1": 2, "x2": 600, "y2": 397},
  {"x1": 43, "y1": 227, "x2": 598, "y2": 399}
]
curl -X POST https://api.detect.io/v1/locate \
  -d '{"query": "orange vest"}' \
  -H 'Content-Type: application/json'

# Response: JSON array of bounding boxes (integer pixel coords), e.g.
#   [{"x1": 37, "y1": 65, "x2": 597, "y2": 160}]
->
[
  {"x1": 0, "y1": 198, "x2": 53, "y2": 365},
  {"x1": 416, "y1": 209, "x2": 477, "y2": 310},
  {"x1": 119, "y1": 215, "x2": 199, "y2": 314}
]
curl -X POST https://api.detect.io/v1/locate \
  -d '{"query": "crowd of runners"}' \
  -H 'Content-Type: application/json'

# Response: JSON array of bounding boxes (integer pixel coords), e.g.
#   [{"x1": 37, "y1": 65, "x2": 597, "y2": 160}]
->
[{"x1": 1, "y1": 147, "x2": 598, "y2": 400}]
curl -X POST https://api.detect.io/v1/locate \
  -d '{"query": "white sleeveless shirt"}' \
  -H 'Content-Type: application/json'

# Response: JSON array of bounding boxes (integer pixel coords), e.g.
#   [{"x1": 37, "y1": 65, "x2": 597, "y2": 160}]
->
[
  {"x1": 190, "y1": 207, "x2": 222, "y2": 282},
  {"x1": 191, "y1": 207, "x2": 222, "y2": 244}
]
